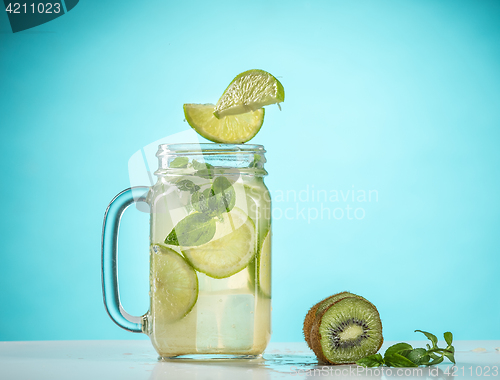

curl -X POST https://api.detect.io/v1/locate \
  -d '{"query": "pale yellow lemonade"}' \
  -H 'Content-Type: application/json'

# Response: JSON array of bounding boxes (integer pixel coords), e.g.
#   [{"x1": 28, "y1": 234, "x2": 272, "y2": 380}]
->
[
  {"x1": 101, "y1": 70, "x2": 283, "y2": 359},
  {"x1": 145, "y1": 156, "x2": 271, "y2": 357}
]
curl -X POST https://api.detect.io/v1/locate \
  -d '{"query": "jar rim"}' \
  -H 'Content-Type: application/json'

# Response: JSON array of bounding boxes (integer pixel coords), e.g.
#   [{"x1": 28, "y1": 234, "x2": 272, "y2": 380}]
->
[{"x1": 157, "y1": 143, "x2": 265, "y2": 156}]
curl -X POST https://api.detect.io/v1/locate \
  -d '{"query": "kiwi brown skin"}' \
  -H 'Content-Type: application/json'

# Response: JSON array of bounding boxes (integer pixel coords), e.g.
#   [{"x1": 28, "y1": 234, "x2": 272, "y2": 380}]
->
[
  {"x1": 304, "y1": 300, "x2": 328, "y2": 349},
  {"x1": 310, "y1": 297, "x2": 384, "y2": 365},
  {"x1": 303, "y1": 291, "x2": 356, "y2": 349}
]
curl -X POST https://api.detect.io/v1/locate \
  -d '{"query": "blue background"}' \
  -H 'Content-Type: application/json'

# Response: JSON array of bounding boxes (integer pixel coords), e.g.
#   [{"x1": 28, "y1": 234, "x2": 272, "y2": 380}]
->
[{"x1": 1, "y1": 0, "x2": 499, "y2": 342}]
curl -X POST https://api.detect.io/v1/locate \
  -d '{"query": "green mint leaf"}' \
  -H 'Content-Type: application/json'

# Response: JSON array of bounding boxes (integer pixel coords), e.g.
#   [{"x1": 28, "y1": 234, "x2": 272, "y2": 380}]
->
[
  {"x1": 384, "y1": 353, "x2": 419, "y2": 368},
  {"x1": 176, "y1": 179, "x2": 200, "y2": 193},
  {"x1": 164, "y1": 228, "x2": 179, "y2": 245},
  {"x1": 191, "y1": 191, "x2": 205, "y2": 213},
  {"x1": 212, "y1": 176, "x2": 232, "y2": 193},
  {"x1": 164, "y1": 213, "x2": 216, "y2": 246},
  {"x1": 406, "y1": 348, "x2": 430, "y2": 365},
  {"x1": 191, "y1": 189, "x2": 213, "y2": 214},
  {"x1": 444, "y1": 332, "x2": 453, "y2": 346},
  {"x1": 399, "y1": 350, "x2": 413, "y2": 358},
  {"x1": 192, "y1": 159, "x2": 205, "y2": 170},
  {"x1": 443, "y1": 351, "x2": 456, "y2": 364},
  {"x1": 192, "y1": 160, "x2": 214, "y2": 179},
  {"x1": 195, "y1": 169, "x2": 213, "y2": 179},
  {"x1": 428, "y1": 352, "x2": 439, "y2": 360},
  {"x1": 426, "y1": 355, "x2": 444, "y2": 366},
  {"x1": 415, "y1": 330, "x2": 438, "y2": 348},
  {"x1": 205, "y1": 188, "x2": 220, "y2": 213},
  {"x1": 385, "y1": 343, "x2": 413, "y2": 358},
  {"x1": 191, "y1": 179, "x2": 236, "y2": 217},
  {"x1": 249, "y1": 154, "x2": 261, "y2": 168},
  {"x1": 192, "y1": 159, "x2": 213, "y2": 170},
  {"x1": 420, "y1": 350, "x2": 452, "y2": 366},
  {"x1": 212, "y1": 177, "x2": 236, "y2": 213},
  {"x1": 170, "y1": 157, "x2": 189, "y2": 168},
  {"x1": 427, "y1": 347, "x2": 451, "y2": 354},
  {"x1": 356, "y1": 354, "x2": 384, "y2": 367}
]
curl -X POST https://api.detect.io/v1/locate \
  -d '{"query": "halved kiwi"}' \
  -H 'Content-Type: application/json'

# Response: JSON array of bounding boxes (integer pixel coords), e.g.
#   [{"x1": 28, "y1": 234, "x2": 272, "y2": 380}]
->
[
  {"x1": 303, "y1": 292, "x2": 357, "y2": 349},
  {"x1": 303, "y1": 292, "x2": 370, "y2": 349},
  {"x1": 310, "y1": 296, "x2": 383, "y2": 364}
]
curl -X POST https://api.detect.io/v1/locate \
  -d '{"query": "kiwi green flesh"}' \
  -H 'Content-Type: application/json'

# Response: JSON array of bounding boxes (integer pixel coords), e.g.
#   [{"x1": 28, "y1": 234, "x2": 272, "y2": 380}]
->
[
  {"x1": 303, "y1": 292, "x2": 358, "y2": 349},
  {"x1": 318, "y1": 297, "x2": 383, "y2": 364},
  {"x1": 315, "y1": 292, "x2": 367, "y2": 317}
]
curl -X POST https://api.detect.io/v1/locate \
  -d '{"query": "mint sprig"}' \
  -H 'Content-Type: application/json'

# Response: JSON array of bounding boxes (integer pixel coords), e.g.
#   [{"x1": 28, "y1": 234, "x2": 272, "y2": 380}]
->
[
  {"x1": 165, "y1": 159, "x2": 238, "y2": 247},
  {"x1": 356, "y1": 331, "x2": 455, "y2": 368}
]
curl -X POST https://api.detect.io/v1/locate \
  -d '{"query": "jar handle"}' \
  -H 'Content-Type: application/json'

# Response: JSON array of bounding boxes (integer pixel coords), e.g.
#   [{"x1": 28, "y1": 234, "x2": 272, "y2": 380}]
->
[{"x1": 101, "y1": 187, "x2": 150, "y2": 333}]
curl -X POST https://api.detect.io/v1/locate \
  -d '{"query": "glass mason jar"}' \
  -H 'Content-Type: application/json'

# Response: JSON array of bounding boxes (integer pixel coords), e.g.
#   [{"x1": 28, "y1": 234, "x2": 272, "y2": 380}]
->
[{"x1": 102, "y1": 143, "x2": 271, "y2": 359}]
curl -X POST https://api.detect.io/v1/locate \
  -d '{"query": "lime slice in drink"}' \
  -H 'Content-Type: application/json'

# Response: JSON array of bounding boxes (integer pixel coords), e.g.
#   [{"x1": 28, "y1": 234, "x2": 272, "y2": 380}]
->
[
  {"x1": 151, "y1": 244, "x2": 199, "y2": 321},
  {"x1": 213, "y1": 69, "x2": 285, "y2": 119},
  {"x1": 258, "y1": 230, "x2": 271, "y2": 298},
  {"x1": 247, "y1": 229, "x2": 271, "y2": 298},
  {"x1": 184, "y1": 103, "x2": 264, "y2": 144},
  {"x1": 243, "y1": 183, "x2": 271, "y2": 247},
  {"x1": 182, "y1": 207, "x2": 256, "y2": 278}
]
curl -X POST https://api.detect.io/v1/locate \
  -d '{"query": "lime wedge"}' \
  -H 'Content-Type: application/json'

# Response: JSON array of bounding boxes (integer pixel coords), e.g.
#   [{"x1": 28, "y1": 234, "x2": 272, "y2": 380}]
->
[
  {"x1": 184, "y1": 103, "x2": 264, "y2": 144},
  {"x1": 151, "y1": 244, "x2": 198, "y2": 321},
  {"x1": 182, "y1": 207, "x2": 256, "y2": 278},
  {"x1": 214, "y1": 69, "x2": 285, "y2": 119}
]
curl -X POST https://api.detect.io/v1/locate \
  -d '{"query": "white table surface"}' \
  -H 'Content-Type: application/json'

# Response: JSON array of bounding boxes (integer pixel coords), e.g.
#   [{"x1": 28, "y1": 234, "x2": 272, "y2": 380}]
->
[{"x1": 1, "y1": 340, "x2": 499, "y2": 379}]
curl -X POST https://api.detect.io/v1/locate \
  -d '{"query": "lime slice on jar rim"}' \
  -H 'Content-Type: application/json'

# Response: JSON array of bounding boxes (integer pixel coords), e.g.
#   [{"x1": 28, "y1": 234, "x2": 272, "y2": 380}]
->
[{"x1": 184, "y1": 103, "x2": 264, "y2": 144}]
